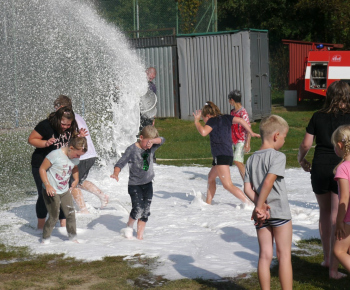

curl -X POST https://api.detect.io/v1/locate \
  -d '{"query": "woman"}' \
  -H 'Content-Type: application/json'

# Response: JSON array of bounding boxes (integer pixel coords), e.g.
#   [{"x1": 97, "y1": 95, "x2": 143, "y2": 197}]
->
[
  {"x1": 298, "y1": 81, "x2": 350, "y2": 279},
  {"x1": 28, "y1": 106, "x2": 80, "y2": 231}
]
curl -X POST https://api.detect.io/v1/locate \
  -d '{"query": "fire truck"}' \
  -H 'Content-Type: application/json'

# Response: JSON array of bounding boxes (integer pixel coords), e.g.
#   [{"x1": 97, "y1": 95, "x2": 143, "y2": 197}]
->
[{"x1": 304, "y1": 44, "x2": 350, "y2": 97}]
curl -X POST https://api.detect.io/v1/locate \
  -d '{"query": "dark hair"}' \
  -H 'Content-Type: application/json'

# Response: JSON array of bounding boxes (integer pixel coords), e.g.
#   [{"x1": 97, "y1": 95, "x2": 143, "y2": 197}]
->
[
  {"x1": 228, "y1": 90, "x2": 242, "y2": 103},
  {"x1": 319, "y1": 81, "x2": 350, "y2": 114},
  {"x1": 69, "y1": 136, "x2": 88, "y2": 153},
  {"x1": 48, "y1": 106, "x2": 79, "y2": 135},
  {"x1": 201, "y1": 101, "x2": 222, "y2": 117},
  {"x1": 54, "y1": 95, "x2": 72, "y2": 110}
]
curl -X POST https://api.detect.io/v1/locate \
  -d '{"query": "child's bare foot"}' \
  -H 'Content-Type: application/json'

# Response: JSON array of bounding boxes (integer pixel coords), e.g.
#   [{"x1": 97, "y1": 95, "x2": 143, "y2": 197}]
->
[
  {"x1": 321, "y1": 260, "x2": 329, "y2": 267},
  {"x1": 41, "y1": 238, "x2": 50, "y2": 244},
  {"x1": 121, "y1": 227, "x2": 133, "y2": 239},
  {"x1": 330, "y1": 271, "x2": 347, "y2": 279},
  {"x1": 77, "y1": 207, "x2": 90, "y2": 214},
  {"x1": 100, "y1": 195, "x2": 109, "y2": 208}
]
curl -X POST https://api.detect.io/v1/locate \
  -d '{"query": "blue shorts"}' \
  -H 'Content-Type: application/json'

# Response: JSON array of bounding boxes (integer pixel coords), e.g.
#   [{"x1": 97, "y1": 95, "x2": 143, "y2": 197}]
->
[{"x1": 255, "y1": 218, "x2": 291, "y2": 230}]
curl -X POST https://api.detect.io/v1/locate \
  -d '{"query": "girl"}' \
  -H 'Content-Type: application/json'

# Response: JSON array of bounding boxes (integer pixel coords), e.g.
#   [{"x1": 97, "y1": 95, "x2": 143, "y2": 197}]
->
[
  {"x1": 29, "y1": 106, "x2": 84, "y2": 230},
  {"x1": 298, "y1": 81, "x2": 350, "y2": 278},
  {"x1": 193, "y1": 101, "x2": 260, "y2": 205},
  {"x1": 332, "y1": 125, "x2": 350, "y2": 273},
  {"x1": 39, "y1": 137, "x2": 87, "y2": 243}
]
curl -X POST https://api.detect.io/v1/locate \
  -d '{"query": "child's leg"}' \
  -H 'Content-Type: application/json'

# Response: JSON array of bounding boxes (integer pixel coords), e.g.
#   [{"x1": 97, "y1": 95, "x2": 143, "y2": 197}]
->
[
  {"x1": 334, "y1": 224, "x2": 350, "y2": 272},
  {"x1": 71, "y1": 187, "x2": 89, "y2": 213},
  {"x1": 234, "y1": 161, "x2": 245, "y2": 181},
  {"x1": 42, "y1": 189, "x2": 61, "y2": 240},
  {"x1": 127, "y1": 216, "x2": 136, "y2": 228},
  {"x1": 206, "y1": 166, "x2": 218, "y2": 204},
  {"x1": 216, "y1": 165, "x2": 252, "y2": 204},
  {"x1": 256, "y1": 226, "x2": 274, "y2": 290},
  {"x1": 273, "y1": 221, "x2": 293, "y2": 290},
  {"x1": 80, "y1": 180, "x2": 109, "y2": 208},
  {"x1": 137, "y1": 220, "x2": 146, "y2": 240},
  {"x1": 60, "y1": 191, "x2": 77, "y2": 240}
]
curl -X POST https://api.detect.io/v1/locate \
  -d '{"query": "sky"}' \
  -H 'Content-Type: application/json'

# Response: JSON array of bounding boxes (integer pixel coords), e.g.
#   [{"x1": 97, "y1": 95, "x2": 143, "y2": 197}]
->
[{"x1": 0, "y1": 164, "x2": 320, "y2": 280}]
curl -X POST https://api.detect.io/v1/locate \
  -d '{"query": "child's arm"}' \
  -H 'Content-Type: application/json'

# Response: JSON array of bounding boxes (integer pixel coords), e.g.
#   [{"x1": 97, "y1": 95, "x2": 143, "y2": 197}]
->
[
  {"x1": 28, "y1": 130, "x2": 56, "y2": 148},
  {"x1": 39, "y1": 158, "x2": 56, "y2": 196},
  {"x1": 110, "y1": 166, "x2": 121, "y2": 182},
  {"x1": 70, "y1": 166, "x2": 79, "y2": 190},
  {"x1": 146, "y1": 137, "x2": 164, "y2": 149},
  {"x1": 232, "y1": 117, "x2": 260, "y2": 138},
  {"x1": 254, "y1": 173, "x2": 277, "y2": 221},
  {"x1": 335, "y1": 178, "x2": 349, "y2": 240},
  {"x1": 193, "y1": 110, "x2": 213, "y2": 136},
  {"x1": 245, "y1": 182, "x2": 271, "y2": 223}
]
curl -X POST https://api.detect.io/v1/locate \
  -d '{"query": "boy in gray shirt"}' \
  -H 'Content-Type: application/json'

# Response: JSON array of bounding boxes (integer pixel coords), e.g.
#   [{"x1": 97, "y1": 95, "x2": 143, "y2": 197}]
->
[
  {"x1": 244, "y1": 115, "x2": 292, "y2": 290},
  {"x1": 111, "y1": 125, "x2": 165, "y2": 240}
]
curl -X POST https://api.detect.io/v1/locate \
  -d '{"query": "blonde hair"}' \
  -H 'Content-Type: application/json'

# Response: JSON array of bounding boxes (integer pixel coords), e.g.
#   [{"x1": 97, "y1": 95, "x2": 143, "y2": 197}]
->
[
  {"x1": 201, "y1": 101, "x2": 222, "y2": 117},
  {"x1": 140, "y1": 125, "x2": 159, "y2": 139},
  {"x1": 259, "y1": 115, "x2": 289, "y2": 140},
  {"x1": 68, "y1": 136, "x2": 88, "y2": 153},
  {"x1": 331, "y1": 125, "x2": 350, "y2": 173}
]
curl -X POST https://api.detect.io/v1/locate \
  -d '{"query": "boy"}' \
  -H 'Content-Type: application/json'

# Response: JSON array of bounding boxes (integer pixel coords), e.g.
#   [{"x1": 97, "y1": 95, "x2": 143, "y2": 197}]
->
[
  {"x1": 228, "y1": 90, "x2": 251, "y2": 181},
  {"x1": 110, "y1": 125, "x2": 165, "y2": 240},
  {"x1": 244, "y1": 115, "x2": 292, "y2": 290}
]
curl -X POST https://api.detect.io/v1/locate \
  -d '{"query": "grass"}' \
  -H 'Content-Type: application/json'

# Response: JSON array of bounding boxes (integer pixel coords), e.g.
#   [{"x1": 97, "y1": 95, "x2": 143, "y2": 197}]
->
[{"x1": 3, "y1": 94, "x2": 346, "y2": 289}]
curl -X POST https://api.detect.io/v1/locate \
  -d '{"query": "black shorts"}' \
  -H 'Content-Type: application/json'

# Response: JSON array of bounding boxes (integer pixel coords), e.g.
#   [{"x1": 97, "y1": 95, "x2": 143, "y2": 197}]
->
[
  {"x1": 212, "y1": 155, "x2": 233, "y2": 166},
  {"x1": 70, "y1": 157, "x2": 96, "y2": 186},
  {"x1": 310, "y1": 163, "x2": 338, "y2": 194}
]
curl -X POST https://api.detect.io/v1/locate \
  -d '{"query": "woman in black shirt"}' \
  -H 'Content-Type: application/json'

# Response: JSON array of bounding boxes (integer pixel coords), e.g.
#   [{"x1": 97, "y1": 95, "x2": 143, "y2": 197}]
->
[{"x1": 298, "y1": 81, "x2": 350, "y2": 279}]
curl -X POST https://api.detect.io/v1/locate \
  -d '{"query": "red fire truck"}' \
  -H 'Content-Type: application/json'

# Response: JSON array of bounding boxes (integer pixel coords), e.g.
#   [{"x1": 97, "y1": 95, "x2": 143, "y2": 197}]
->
[{"x1": 304, "y1": 44, "x2": 350, "y2": 97}]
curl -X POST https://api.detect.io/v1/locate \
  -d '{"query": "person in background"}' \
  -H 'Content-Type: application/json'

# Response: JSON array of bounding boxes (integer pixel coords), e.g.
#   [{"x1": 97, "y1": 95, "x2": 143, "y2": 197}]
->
[
  {"x1": 228, "y1": 90, "x2": 251, "y2": 181},
  {"x1": 53, "y1": 95, "x2": 109, "y2": 213},
  {"x1": 28, "y1": 107, "x2": 80, "y2": 230},
  {"x1": 147, "y1": 67, "x2": 157, "y2": 94},
  {"x1": 298, "y1": 81, "x2": 350, "y2": 279}
]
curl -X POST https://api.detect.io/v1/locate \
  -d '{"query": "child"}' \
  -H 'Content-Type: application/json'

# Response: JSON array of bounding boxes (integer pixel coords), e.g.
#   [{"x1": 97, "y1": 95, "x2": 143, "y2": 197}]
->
[
  {"x1": 110, "y1": 125, "x2": 165, "y2": 240},
  {"x1": 39, "y1": 137, "x2": 88, "y2": 243},
  {"x1": 228, "y1": 90, "x2": 251, "y2": 181},
  {"x1": 332, "y1": 125, "x2": 350, "y2": 275},
  {"x1": 244, "y1": 115, "x2": 292, "y2": 290},
  {"x1": 53, "y1": 95, "x2": 109, "y2": 213},
  {"x1": 193, "y1": 101, "x2": 260, "y2": 205}
]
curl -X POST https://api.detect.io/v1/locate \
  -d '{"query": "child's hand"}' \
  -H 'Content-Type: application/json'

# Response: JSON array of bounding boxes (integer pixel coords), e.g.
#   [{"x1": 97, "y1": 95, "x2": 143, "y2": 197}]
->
[
  {"x1": 146, "y1": 140, "x2": 154, "y2": 149},
  {"x1": 45, "y1": 137, "x2": 56, "y2": 147},
  {"x1": 192, "y1": 110, "x2": 202, "y2": 122},
  {"x1": 335, "y1": 222, "x2": 346, "y2": 240},
  {"x1": 251, "y1": 132, "x2": 261, "y2": 138},
  {"x1": 78, "y1": 128, "x2": 89, "y2": 137},
  {"x1": 46, "y1": 185, "x2": 56, "y2": 196},
  {"x1": 110, "y1": 174, "x2": 119, "y2": 182}
]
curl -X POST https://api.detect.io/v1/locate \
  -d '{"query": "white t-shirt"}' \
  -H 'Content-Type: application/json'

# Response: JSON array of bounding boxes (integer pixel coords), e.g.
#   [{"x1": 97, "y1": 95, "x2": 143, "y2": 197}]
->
[
  {"x1": 75, "y1": 113, "x2": 97, "y2": 160},
  {"x1": 43, "y1": 148, "x2": 79, "y2": 194}
]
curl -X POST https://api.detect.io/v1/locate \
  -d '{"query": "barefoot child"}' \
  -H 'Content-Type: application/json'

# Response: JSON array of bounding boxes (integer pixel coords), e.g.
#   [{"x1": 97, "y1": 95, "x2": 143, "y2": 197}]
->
[
  {"x1": 39, "y1": 137, "x2": 87, "y2": 243},
  {"x1": 332, "y1": 125, "x2": 350, "y2": 275},
  {"x1": 193, "y1": 101, "x2": 260, "y2": 205},
  {"x1": 244, "y1": 115, "x2": 293, "y2": 290},
  {"x1": 228, "y1": 90, "x2": 251, "y2": 181},
  {"x1": 110, "y1": 125, "x2": 165, "y2": 240}
]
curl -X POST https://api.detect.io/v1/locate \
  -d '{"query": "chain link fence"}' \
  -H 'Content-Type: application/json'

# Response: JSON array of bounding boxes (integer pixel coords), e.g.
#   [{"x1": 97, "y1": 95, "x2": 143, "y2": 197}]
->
[{"x1": 97, "y1": 0, "x2": 217, "y2": 37}]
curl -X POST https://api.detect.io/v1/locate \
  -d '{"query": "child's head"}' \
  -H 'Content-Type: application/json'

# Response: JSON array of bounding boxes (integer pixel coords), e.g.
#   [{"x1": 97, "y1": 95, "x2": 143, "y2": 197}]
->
[
  {"x1": 228, "y1": 90, "x2": 242, "y2": 103},
  {"x1": 260, "y1": 115, "x2": 289, "y2": 145},
  {"x1": 48, "y1": 106, "x2": 77, "y2": 134},
  {"x1": 139, "y1": 125, "x2": 159, "y2": 149},
  {"x1": 201, "y1": 101, "x2": 222, "y2": 118},
  {"x1": 54, "y1": 95, "x2": 72, "y2": 111},
  {"x1": 68, "y1": 137, "x2": 88, "y2": 159},
  {"x1": 322, "y1": 81, "x2": 350, "y2": 114},
  {"x1": 331, "y1": 125, "x2": 350, "y2": 158}
]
